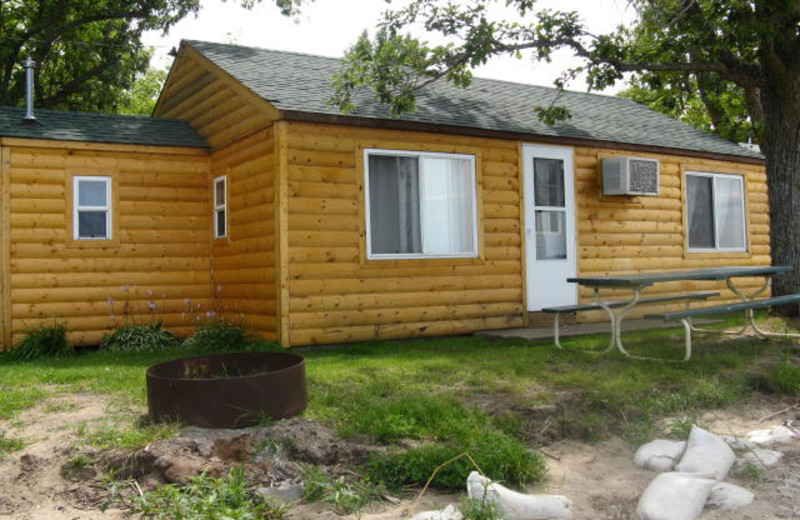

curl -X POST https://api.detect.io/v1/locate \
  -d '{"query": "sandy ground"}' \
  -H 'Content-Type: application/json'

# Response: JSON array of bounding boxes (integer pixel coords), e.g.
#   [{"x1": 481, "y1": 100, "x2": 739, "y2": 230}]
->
[{"x1": 0, "y1": 393, "x2": 798, "y2": 519}]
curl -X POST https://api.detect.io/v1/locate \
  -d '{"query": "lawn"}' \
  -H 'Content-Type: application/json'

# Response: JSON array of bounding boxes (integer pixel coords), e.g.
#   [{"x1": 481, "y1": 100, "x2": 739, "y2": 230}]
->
[{"x1": 0, "y1": 315, "x2": 798, "y2": 516}]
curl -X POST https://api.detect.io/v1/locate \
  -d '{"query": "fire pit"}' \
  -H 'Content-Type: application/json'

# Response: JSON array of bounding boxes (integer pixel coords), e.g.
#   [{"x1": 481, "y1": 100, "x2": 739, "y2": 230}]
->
[{"x1": 146, "y1": 351, "x2": 306, "y2": 428}]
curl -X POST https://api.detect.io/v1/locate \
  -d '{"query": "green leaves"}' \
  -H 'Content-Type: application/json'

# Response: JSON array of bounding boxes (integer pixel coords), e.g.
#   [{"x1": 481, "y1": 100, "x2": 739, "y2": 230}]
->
[{"x1": 0, "y1": 0, "x2": 201, "y2": 113}]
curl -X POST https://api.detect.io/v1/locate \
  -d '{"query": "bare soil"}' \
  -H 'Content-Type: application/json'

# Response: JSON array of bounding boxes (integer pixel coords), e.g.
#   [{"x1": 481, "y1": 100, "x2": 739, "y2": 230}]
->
[{"x1": 0, "y1": 393, "x2": 798, "y2": 519}]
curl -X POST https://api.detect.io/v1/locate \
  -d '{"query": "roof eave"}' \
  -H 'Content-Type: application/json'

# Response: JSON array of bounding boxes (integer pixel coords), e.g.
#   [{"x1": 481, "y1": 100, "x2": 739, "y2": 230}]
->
[{"x1": 280, "y1": 110, "x2": 765, "y2": 166}]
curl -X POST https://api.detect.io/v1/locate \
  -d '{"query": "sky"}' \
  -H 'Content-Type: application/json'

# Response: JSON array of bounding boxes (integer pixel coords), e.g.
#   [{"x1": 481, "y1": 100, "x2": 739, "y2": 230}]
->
[{"x1": 141, "y1": 0, "x2": 636, "y2": 93}]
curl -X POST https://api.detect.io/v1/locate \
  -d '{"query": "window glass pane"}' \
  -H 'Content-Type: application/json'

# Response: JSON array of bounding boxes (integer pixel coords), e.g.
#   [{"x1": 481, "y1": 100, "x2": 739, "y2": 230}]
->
[
  {"x1": 78, "y1": 211, "x2": 107, "y2": 238},
  {"x1": 533, "y1": 158, "x2": 565, "y2": 207},
  {"x1": 215, "y1": 179, "x2": 225, "y2": 206},
  {"x1": 535, "y1": 210, "x2": 567, "y2": 260},
  {"x1": 216, "y1": 209, "x2": 226, "y2": 237},
  {"x1": 421, "y1": 157, "x2": 475, "y2": 255},
  {"x1": 687, "y1": 175, "x2": 715, "y2": 249},
  {"x1": 368, "y1": 155, "x2": 422, "y2": 254},
  {"x1": 715, "y1": 176, "x2": 746, "y2": 249},
  {"x1": 78, "y1": 181, "x2": 107, "y2": 207}
]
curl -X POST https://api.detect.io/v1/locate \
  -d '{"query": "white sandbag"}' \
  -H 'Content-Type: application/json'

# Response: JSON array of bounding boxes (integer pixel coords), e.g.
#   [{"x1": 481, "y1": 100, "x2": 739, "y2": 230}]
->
[
  {"x1": 636, "y1": 472, "x2": 717, "y2": 520},
  {"x1": 634, "y1": 440, "x2": 687, "y2": 472},
  {"x1": 706, "y1": 482, "x2": 754, "y2": 510},
  {"x1": 740, "y1": 447, "x2": 782, "y2": 468},
  {"x1": 466, "y1": 471, "x2": 573, "y2": 520},
  {"x1": 747, "y1": 425, "x2": 799, "y2": 446},
  {"x1": 674, "y1": 426, "x2": 736, "y2": 480},
  {"x1": 722, "y1": 435, "x2": 757, "y2": 451},
  {"x1": 410, "y1": 504, "x2": 464, "y2": 520}
]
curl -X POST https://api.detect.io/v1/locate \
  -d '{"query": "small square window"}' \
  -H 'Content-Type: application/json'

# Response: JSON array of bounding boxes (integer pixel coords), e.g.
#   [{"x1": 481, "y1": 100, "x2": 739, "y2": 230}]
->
[
  {"x1": 214, "y1": 175, "x2": 227, "y2": 239},
  {"x1": 74, "y1": 176, "x2": 111, "y2": 240}
]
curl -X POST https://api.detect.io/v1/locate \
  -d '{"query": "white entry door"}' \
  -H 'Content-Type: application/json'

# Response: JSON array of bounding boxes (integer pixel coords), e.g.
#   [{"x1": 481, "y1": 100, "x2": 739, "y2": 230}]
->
[{"x1": 523, "y1": 144, "x2": 577, "y2": 311}]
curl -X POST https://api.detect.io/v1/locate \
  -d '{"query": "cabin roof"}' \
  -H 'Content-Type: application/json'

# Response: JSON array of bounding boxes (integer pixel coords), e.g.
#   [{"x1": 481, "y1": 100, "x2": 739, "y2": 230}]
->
[
  {"x1": 185, "y1": 39, "x2": 761, "y2": 161},
  {"x1": 0, "y1": 106, "x2": 208, "y2": 148}
]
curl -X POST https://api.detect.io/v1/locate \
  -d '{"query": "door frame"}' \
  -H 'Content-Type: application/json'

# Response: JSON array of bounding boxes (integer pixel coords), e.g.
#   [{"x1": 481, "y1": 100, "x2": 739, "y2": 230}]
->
[{"x1": 522, "y1": 144, "x2": 578, "y2": 312}]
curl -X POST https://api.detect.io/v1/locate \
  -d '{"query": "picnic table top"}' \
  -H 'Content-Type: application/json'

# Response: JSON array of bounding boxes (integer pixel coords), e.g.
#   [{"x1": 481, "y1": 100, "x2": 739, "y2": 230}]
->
[{"x1": 567, "y1": 265, "x2": 791, "y2": 288}]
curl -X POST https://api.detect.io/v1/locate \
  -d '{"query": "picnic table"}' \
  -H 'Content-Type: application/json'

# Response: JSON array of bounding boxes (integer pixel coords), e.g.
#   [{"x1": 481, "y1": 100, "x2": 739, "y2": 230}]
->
[{"x1": 555, "y1": 265, "x2": 800, "y2": 361}]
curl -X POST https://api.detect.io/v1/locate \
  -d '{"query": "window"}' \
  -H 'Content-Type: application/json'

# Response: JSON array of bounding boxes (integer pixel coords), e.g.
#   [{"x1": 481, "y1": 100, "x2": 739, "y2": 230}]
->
[
  {"x1": 365, "y1": 149, "x2": 478, "y2": 259},
  {"x1": 686, "y1": 172, "x2": 747, "y2": 251},
  {"x1": 214, "y1": 175, "x2": 227, "y2": 239},
  {"x1": 73, "y1": 176, "x2": 111, "y2": 240}
]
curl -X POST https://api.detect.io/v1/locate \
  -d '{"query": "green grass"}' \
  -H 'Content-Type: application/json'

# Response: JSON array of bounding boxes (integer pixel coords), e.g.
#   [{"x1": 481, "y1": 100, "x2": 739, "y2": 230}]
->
[{"x1": 0, "y1": 312, "x2": 796, "y2": 494}]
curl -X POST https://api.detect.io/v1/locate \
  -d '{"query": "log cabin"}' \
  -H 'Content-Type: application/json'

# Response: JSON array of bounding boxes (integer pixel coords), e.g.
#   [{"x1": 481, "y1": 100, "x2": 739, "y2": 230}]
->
[{"x1": 0, "y1": 40, "x2": 767, "y2": 348}]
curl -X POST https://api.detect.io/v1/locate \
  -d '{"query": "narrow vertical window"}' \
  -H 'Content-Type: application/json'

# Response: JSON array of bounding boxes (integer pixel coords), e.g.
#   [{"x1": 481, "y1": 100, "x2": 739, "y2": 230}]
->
[
  {"x1": 74, "y1": 176, "x2": 111, "y2": 240},
  {"x1": 214, "y1": 175, "x2": 227, "y2": 238}
]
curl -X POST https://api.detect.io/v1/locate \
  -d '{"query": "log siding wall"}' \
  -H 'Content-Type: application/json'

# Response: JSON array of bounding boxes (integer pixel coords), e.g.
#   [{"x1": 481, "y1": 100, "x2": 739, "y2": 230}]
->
[
  {"x1": 1, "y1": 141, "x2": 212, "y2": 347},
  {"x1": 280, "y1": 122, "x2": 768, "y2": 346},
  {"x1": 154, "y1": 49, "x2": 276, "y2": 150},
  {"x1": 0, "y1": 120, "x2": 769, "y2": 350},
  {"x1": 573, "y1": 148, "x2": 769, "y2": 321},
  {"x1": 210, "y1": 127, "x2": 278, "y2": 340},
  {"x1": 283, "y1": 121, "x2": 525, "y2": 346}
]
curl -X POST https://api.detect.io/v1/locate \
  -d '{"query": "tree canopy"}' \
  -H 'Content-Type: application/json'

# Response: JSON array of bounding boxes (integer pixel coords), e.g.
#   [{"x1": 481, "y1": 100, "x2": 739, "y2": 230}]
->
[
  {"x1": 327, "y1": 0, "x2": 800, "y2": 303},
  {"x1": 0, "y1": 0, "x2": 203, "y2": 113},
  {"x1": 618, "y1": 72, "x2": 757, "y2": 145}
]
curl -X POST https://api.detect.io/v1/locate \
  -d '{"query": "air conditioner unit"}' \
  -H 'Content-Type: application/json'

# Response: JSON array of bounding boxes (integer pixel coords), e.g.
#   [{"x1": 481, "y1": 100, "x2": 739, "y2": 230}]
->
[{"x1": 602, "y1": 157, "x2": 660, "y2": 196}]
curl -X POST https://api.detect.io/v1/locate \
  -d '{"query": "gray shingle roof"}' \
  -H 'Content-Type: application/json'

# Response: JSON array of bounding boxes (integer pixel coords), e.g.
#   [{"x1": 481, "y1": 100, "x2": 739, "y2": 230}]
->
[
  {"x1": 0, "y1": 106, "x2": 208, "y2": 148},
  {"x1": 186, "y1": 40, "x2": 761, "y2": 161}
]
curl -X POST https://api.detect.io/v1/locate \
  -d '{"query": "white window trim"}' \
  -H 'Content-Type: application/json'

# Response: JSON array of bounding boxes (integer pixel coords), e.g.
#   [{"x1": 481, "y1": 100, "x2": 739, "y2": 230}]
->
[
  {"x1": 686, "y1": 171, "x2": 748, "y2": 253},
  {"x1": 364, "y1": 148, "x2": 479, "y2": 260},
  {"x1": 73, "y1": 176, "x2": 112, "y2": 240},
  {"x1": 214, "y1": 175, "x2": 227, "y2": 239}
]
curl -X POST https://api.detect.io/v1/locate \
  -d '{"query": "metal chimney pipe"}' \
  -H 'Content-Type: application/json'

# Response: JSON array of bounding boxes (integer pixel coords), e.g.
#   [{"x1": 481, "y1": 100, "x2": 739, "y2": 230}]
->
[{"x1": 23, "y1": 59, "x2": 36, "y2": 122}]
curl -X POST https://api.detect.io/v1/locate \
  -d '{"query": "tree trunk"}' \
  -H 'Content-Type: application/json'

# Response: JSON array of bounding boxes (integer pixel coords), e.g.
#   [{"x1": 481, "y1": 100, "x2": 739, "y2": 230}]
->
[{"x1": 760, "y1": 72, "x2": 800, "y2": 314}]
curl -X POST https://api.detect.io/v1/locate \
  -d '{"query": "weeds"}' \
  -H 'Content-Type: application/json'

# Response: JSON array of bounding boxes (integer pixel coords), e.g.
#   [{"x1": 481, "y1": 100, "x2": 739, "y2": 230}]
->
[
  {"x1": 301, "y1": 465, "x2": 384, "y2": 517},
  {"x1": 44, "y1": 401, "x2": 80, "y2": 413},
  {"x1": 61, "y1": 455, "x2": 94, "y2": 479},
  {"x1": 735, "y1": 460, "x2": 764, "y2": 481},
  {"x1": 463, "y1": 496, "x2": 502, "y2": 520},
  {"x1": 0, "y1": 431, "x2": 24, "y2": 457},
  {"x1": 8, "y1": 321, "x2": 72, "y2": 361},
  {"x1": 134, "y1": 467, "x2": 284, "y2": 519},
  {"x1": 101, "y1": 322, "x2": 176, "y2": 352},
  {"x1": 768, "y1": 359, "x2": 800, "y2": 396}
]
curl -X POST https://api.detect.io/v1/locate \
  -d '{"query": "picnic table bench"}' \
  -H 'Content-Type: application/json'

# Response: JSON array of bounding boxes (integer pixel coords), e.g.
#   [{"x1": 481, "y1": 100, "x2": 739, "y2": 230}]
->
[
  {"x1": 542, "y1": 291, "x2": 720, "y2": 351},
  {"x1": 544, "y1": 265, "x2": 800, "y2": 361}
]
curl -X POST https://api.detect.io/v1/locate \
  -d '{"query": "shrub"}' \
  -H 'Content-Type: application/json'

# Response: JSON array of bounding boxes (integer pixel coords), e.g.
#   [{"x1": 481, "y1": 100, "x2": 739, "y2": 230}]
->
[
  {"x1": 365, "y1": 431, "x2": 545, "y2": 492},
  {"x1": 182, "y1": 320, "x2": 252, "y2": 352},
  {"x1": 8, "y1": 321, "x2": 72, "y2": 361},
  {"x1": 101, "y1": 322, "x2": 176, "y2": 352}
]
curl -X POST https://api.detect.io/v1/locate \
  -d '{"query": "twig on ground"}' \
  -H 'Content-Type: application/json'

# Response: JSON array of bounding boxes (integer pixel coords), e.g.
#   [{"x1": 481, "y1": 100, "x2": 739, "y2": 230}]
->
[
  {"x1": 758, "y1": 402, "x2": 800, "y2": 423},
  {"x1": 538, "y1": 447, "x2": 561, "y2": 461},
  {"x1": 132, "y1": 480, "x2": 144, "y2": 500}
]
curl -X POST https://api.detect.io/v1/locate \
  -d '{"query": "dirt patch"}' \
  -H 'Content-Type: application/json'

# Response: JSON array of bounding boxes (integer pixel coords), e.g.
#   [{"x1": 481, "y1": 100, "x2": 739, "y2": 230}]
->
[
  {"x1": 2, "y1": 392, "x2": 799, "y2": 519},
  {"x1": 0, "y1": 392, "x2": 129, "y2": 520}
]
